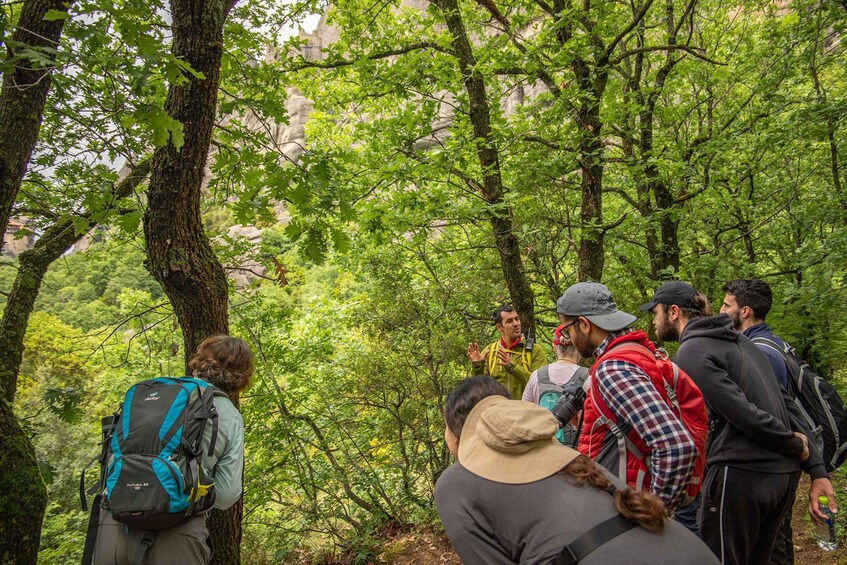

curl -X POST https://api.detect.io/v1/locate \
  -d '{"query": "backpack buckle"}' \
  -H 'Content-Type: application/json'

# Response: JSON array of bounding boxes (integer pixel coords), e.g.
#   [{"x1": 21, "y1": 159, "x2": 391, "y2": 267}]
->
[{"x1": 560, "y1": 545, "x2": 579, "y2": 565}]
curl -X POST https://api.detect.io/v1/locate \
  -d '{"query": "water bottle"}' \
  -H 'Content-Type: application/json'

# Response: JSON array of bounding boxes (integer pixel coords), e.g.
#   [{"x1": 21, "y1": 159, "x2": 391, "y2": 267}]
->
[{"x1": 816, "y1": 495, "x2": 838, "y2": 551}]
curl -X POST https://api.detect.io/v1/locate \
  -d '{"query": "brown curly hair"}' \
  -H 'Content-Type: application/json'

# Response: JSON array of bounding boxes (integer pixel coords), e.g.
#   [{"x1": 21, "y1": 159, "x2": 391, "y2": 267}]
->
[
  {"x1": 558, "y1": 455, "x2": 669, "y2": 533},
  {"x1": 189, "y1": 335, "x2": 254, "y2": 393}
]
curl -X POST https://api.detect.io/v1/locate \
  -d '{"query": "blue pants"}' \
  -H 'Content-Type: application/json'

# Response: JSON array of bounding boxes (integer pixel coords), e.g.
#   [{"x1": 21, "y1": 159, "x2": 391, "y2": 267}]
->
[{"x1": 674, "y1": 495, "x2": 700, "y2": 536}]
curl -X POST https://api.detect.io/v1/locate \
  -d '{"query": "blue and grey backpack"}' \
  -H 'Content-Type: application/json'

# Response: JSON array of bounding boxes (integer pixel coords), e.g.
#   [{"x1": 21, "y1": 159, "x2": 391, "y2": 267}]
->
[
  {"x1": 536, "y1": 365, "x2": 589, "y2": 446},
  {"x1": 81, "y1": 377, "x2": 225, "y2": 563}
]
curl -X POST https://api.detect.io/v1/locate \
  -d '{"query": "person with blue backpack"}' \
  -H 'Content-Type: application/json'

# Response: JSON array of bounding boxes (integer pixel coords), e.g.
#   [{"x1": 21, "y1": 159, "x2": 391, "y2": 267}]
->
[{"x1": 85, "y1": 335, "x2": 253, "y2": 565}]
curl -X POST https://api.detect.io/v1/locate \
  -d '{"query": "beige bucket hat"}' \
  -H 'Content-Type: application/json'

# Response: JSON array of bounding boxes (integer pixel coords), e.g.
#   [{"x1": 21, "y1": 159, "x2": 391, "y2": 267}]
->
[{"x1": 458, "y1": 396, "x2": 581, "y2": 484}]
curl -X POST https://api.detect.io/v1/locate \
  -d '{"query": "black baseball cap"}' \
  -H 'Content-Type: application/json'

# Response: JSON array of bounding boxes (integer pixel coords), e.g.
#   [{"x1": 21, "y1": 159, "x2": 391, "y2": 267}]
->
[{"x1": 639, "y1": 281, "x2": 698, "y2": 312}]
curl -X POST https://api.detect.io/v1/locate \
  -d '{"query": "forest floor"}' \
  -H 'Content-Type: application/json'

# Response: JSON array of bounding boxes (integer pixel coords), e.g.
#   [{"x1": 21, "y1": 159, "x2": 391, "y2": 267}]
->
[{"x1": 373, "y1": 474, "x2": 846, "y2": 564}]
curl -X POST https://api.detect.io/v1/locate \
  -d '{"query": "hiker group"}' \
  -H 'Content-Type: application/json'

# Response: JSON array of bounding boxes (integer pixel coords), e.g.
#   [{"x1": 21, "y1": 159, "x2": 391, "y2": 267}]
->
[
  {"x1": 79, "y1": 280, "x2": 846, "y2": 565},
  {"x1": 450, "y1": 278, "x2": 845, "y2": 564}
]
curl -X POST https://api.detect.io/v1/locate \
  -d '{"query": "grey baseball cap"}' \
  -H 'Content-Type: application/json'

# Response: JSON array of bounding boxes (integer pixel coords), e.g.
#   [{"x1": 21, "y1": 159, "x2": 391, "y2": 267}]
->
[{"x1": 556, "y1": 282, "x2": 637, "y2": 331}]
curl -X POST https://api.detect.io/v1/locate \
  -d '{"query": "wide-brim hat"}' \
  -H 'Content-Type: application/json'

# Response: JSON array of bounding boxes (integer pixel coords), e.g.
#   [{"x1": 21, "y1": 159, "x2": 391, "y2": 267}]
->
[
  {"x1": 556, "y1": 282, "x2": 636, "y2": 332},
  {"x1": 458, "y1": 396, "x2": 581, "y2": 484}
]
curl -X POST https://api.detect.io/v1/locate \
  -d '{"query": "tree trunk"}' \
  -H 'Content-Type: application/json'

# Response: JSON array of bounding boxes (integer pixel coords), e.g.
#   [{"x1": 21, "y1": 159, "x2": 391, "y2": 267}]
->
[
  {"x1": 557, "y1": 8, "x2": 609, "y2": 283},
  {"x1": 0, "y1": 2, "x2": 72, "y2": 560},
  {"x1": 0, "y1": 396, "x2": 47, "y2": 565},
  {"x1": 143, "y1": 0, "x2": 238, "y2": 560},
  {"x1": 0, "y1": 0, "x2": 72, "y2": 252},
  {"x1": 430, "y1": 0, "x2": 537, "y2": 333},
  {"x1": 575, "y1": 90, "x2": 607, "y2": 282}
]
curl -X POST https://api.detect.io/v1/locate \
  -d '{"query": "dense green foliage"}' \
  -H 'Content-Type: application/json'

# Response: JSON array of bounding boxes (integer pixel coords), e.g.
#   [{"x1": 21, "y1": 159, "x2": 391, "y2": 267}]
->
[{"x1": 2, "y1": 0, "x2": 847, "y2": 561}]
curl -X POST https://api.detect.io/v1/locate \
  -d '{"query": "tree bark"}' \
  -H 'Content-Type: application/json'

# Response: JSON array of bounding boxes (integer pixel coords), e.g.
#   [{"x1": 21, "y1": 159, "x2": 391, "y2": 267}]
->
[
  {"x1": 0, "y1": 2, "x2": 72, "y2": 561},
  {"x1": 142, "y1": 0, "x2": 239, "y2": 561},
  {"x1": 0, "y1": 0, "x2": 72, "y2": 252},
  {"x1": 549, "y1": 0, "x2": 610, "y2": 282},
  {"x1": 0, "y1": 396, "x2": 47, "y2": 565},
  {"x1": 575, "y1": 96, "x2": 607, "y2": 282},
  {"x1": 430, "y1": 0, "x2": 537, "y2": 333}
]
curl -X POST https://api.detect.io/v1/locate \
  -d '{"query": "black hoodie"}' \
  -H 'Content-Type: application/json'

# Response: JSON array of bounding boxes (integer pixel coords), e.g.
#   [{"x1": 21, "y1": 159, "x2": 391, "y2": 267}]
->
[{"x1": 676, "y1": 314, "x2": 811, "y2": 474}]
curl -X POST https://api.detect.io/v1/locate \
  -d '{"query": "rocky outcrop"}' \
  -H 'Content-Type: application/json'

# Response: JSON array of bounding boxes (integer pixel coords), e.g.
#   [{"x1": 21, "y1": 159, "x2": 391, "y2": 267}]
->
[{"x1": 2, "y1": 218, "x2": 36, "y2": 259}]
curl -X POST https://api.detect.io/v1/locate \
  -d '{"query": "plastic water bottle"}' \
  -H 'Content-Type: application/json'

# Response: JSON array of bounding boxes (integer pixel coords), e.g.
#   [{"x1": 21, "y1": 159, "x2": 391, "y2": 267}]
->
[{"x1": 816, "y1": 495, "x2": 838, "y2": 551}]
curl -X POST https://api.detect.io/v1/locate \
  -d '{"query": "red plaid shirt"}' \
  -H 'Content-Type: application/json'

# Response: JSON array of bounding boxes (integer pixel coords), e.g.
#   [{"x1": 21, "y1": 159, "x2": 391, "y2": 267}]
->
[{"x1": 592, "y1": 329, "x2": 697, "y2": 506}]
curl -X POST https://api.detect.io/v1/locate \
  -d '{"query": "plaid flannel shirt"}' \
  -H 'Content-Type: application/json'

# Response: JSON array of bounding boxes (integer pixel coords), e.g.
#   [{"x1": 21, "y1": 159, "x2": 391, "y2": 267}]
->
[{"x1": 593, "y1": 329, "x2": 697, "y2": 506}]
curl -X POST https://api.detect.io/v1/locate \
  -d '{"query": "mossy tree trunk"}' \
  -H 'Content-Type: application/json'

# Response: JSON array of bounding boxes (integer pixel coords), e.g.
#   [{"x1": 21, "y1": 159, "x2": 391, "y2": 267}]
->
[
  {"x1": 0, "y1": 160, "x2": 151, "y2": 404},
  {"x1": 0, "y1": 397, "x2": 47, "y2": 564},
  {"x1": 0, "y1": 0, "x2": 72, "y2": 252},
  {"x1": 142, "y1": 0, "x2": 240, "y2": 561},
  {"x1": 0, "y1": 1, "x2": 73, "y2": 561}
]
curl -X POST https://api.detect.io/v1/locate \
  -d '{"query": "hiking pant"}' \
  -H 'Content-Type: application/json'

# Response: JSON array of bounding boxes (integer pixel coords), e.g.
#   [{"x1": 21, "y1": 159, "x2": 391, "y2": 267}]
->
[
  {"x1": 770, "y1": 488, "x2": 797, "y2": 565},
  {"x1": 673, "y1": 494, "x2": 700, "y2": 536},
  {"x1": 697, "y1": 465, "x2": 799, "y2": 565},
  {"x1": 93, "y1": 510, "x2": 211, "y2": 565}
]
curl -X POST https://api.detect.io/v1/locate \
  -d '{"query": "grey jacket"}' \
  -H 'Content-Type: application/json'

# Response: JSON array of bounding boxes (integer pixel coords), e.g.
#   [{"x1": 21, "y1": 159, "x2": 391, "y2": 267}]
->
[{"x1": 435, "y1": 463, "x2": 718, "y2": 564}]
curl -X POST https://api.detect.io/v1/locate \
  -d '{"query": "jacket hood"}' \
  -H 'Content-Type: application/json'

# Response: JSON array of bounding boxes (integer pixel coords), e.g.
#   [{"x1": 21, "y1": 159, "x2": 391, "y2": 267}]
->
[{"x1": 680, "y1": 313, "x2": 740, "y2": 344}]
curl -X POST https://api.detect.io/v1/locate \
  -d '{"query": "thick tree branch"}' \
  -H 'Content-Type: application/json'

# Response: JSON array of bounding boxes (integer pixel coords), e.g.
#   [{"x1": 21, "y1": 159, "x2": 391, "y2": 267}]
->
[
  {"x1": 611, "y1": 44, "x2": 725, "y2": 66},
  {"x1": 284, "y1": 42, "x2": 451, "y2": 71}
]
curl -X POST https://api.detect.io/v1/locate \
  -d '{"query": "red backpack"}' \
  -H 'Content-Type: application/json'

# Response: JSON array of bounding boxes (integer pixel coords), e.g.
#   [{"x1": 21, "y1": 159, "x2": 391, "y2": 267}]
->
[{"x1": 594, "y1": 343, "x2": 707, "y2": 506}]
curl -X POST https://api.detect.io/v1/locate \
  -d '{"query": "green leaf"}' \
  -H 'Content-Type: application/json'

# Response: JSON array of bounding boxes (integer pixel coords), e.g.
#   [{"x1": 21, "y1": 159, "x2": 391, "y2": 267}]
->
[
  {"x1": 43, "y1": 388, "x2": 84, "y2": 424},
  {"x1": 43, "y1": 10, "x2": 70, "y2": 21},
  {"x1": 115, "y1": 210, "x2": 142, "y2": 234}
]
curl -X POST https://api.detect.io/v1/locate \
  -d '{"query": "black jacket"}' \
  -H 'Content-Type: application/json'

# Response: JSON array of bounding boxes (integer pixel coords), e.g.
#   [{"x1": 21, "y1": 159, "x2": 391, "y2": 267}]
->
[{"x1": 676, "y1": 314, "x2": 824, "y2": 475}]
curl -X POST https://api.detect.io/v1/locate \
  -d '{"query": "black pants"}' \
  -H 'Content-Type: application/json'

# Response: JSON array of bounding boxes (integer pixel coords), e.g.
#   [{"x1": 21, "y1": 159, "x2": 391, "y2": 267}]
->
[
  {"x1": 770, "y1": 488, "x2": 797, "y2": 565},
  {"x1": 698, "y1": 465, "x2": 800, "y2": 565}
]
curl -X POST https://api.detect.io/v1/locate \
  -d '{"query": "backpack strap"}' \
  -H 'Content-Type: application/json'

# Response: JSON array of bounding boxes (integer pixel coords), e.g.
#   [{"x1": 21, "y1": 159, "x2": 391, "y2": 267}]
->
[
  {"x1": 555, "y1": 514, "x2": 638, "y2": 564},
  {"x1": 131, "y1": 531, "x2": 157, "y2": 565},
  {"x1": 537, "y1": 365, "x2": 553, "y2": 387},
  {"x1": 207, "y1": 390, "x2": 227, "y2": 460},
  {"x1": 80, "y1": 493, "x2": 102, "y2": 565},
  {"x1": 592, "y1": 343, "x2": 675, "y2": 489},
  {"x1": 183, "y1": 384, "x2": 223, "y2": 516},
  {"x1": 751, "y1": 336, "x2": 789, "y2": 356},
  {"x1": 666, "y1": 362, "x2": 681, "y2": 412},
  {"x1": 487, "y1": 340, "x2": 532, "y2": 373},
  {"x1": 79, "y1": 455, "x2": 100, "y2": 512},
  {"x1": 486, "y1": 342, "x2": 497, "y2": 375}
]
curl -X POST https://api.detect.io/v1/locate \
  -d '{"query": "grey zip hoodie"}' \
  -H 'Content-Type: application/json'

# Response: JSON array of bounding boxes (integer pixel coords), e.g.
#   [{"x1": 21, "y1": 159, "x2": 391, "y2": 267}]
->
[{"x1": 675, "y1": 314, "x2": 807, "y2": 473}]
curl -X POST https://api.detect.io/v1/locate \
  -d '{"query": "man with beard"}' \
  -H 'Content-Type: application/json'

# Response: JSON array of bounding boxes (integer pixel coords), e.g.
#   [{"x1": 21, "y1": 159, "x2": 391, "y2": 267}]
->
[
  {"x1": 640, "y1": 281, "x2": 824, "y2": 565},
  {"x1": 719, "y1": 278, "x2": 837, "y2": 564},
  {"x1": 468, "y1": 304, "x2": 548, "y2": 399},
  {"x1": 555, "y1": 282, "x2": 697, "y2": 507}
]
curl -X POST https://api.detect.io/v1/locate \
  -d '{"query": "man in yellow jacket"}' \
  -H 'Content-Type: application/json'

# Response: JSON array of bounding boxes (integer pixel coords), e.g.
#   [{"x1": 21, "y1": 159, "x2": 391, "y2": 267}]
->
[{"x1": 467, "y1": 305, "x2": 547, "y2": 399}]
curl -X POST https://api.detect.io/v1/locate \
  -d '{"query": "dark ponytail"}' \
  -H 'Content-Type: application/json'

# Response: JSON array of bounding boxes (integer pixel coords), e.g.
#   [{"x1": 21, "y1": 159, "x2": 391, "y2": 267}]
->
[{"x1": 557, "y1": 455, "x2": 668, "y2": 533}]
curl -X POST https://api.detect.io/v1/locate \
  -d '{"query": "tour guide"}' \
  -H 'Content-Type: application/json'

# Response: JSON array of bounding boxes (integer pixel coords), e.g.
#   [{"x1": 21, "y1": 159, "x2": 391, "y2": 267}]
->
[{"x1": 467, "y1": 304, "x2": 547, "y2": 399}]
